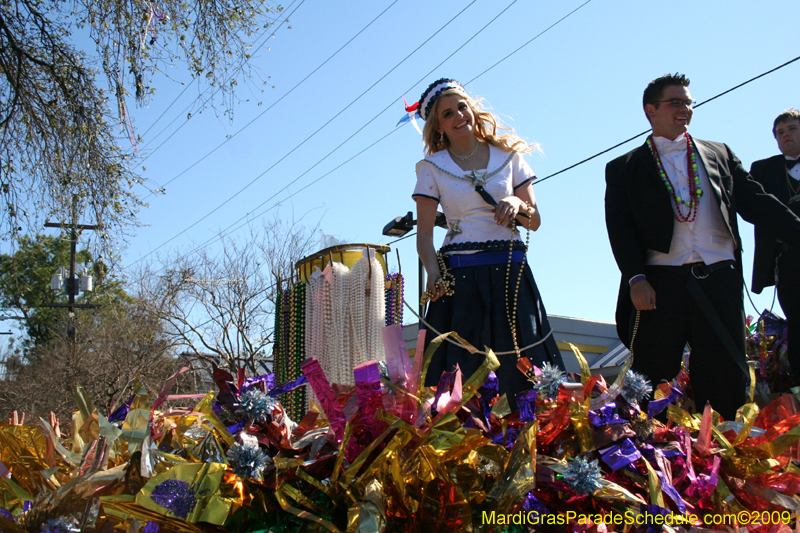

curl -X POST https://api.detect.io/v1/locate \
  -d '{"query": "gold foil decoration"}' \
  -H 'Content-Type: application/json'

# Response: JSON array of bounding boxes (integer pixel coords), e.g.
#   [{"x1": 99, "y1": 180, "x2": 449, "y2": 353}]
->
[
  {"x1": 731, "y1": 403, "x2": 759, "y2": 446},
  {"x1": 569, "y1": 401, "x2": 594, "y2": 453},
  {"x1": 100, "y1": 495, "x2": 206, "y2": 533},
  {"x1": 121, "y1": 384, "x2": 152, "y2": 452},
  {"x1": 736, "y1": 423, "x2": 800, "y2": 459},
  {"x1": 0, "y1": 477, "x2": 31, "y2": 515},
  {"x1": 589, "y1": 357, "x2": 632, "y2": 411},
  {"x1": 275, "y1": 485, "x2": 344, "y2": 533},
  {"x1": 569, "y1": 343, "x2": 592, "y2": 385},
  {"x1": 194, "y1": 392, "x2": 235, "y2": 448},
  {"x1": 667, "y1": 405, "x2": 699, "y2": 430},
  {"x1": 642, "y1": 458, "x2": 665, "y2": 507},
  {"x1": 354, "y1": 479, "x2": 386, "y2": 533},
  {"x1": 487, "y1": 422, "x2": 537, "y2": 513},
  {"x1": 135, "y1": 462, "x2": 231, "y2": 525}
]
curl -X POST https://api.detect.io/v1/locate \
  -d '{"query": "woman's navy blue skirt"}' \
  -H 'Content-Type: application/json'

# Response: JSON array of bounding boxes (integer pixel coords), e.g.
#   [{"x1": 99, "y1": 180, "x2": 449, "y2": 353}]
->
[{"x1": 421, "y1": 260, "x2": 564, "y2": 411}]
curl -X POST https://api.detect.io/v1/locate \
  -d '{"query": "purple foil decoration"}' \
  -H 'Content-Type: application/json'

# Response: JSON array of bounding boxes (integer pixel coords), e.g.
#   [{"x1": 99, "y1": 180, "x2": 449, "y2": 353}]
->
[
  {"x1": 478, "y1": 371, "x2": 499, "y2": 401},
  {"x1": 656, "y1": 470, "x2": 687, "y2": 514},
  {"x1": 23, "y1": 501, "x2": 32, "y2": 511},
  {"x1": 108, "y1": 397, "x2": 131, "y2": 422},
  {"x1": 382, "y1": 324, "x2": 412, "y2": 386},
  {"x1": 301, "y1": 358, "x2": 346, "y2": 441},
  {"x1": 589, "y1": 402, "x2": 624, "y2": 427},
  {"x1": 227, "y1": 422, "x2": 245, "y2": 435},
  {"x1": 641, "y1": 504, "x2": 673, "y2": 533},
  {"x1": 241, "y1": 373, "x2": 276, "y2": 394},
  {"x1": 431, "y1": 368, "x2": 457, "y2": 415},
  {"x1": 646, "y1": 386, "x2": 683, "y2": 417},
  {"x1": 150, "y1": 478, "x2": 199, "y2": 519},
  {"x1": 144, "y1": 523, "x2": 161, "y2": 533},
  {"x1": 599, "y1": 438, "x2": 642, "y2": 470},
  {"x1": 760, "y1": 309, "x2": 787, "y2": 337},
  {"x1": 354, "y1": 362, "x2": 385, "y2": 441},
  {"x1": 516, "y1": 389, "x2": 538, "y2": 423},
  {"x1": 267, "y1": 375, "x2": 308, "y2": 397}
]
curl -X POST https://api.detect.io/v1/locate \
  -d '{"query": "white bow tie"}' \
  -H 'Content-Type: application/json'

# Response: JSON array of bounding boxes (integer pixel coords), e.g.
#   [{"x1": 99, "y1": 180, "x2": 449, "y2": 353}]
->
[{"x1": 657, "y1": 140, "x2": 686, "y2": 155}]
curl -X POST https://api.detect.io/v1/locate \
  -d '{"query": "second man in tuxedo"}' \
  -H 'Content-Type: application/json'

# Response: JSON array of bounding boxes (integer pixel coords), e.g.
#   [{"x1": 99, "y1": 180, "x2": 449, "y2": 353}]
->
[
  {"x1": 750, "y1": 109, "x2": 800, "y2": 388},
  {"x1": 605, "y1": 74, "x2": 800, "y2": 419}
]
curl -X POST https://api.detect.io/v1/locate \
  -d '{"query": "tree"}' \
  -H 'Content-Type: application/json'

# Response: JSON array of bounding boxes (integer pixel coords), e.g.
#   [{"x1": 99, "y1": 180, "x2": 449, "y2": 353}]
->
[
  {"x1": 0, "y1": 234, "x2": 129, "y2": 349},
  {"x1": 136, "y1": 217, "x2": 319, "y2": 374},
  {"x1": 0, "y1": 298, "x2": 190, "y2": 425},
  {"x1": 0, "y1": 0, "x2": 286, "y2": 244}
]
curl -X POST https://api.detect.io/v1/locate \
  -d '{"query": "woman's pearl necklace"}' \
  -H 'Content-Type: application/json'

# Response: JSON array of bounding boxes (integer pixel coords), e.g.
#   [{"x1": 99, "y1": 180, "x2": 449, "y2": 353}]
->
[{"x1": 448, "y1": 141, "x2": 480, "y2": 162}]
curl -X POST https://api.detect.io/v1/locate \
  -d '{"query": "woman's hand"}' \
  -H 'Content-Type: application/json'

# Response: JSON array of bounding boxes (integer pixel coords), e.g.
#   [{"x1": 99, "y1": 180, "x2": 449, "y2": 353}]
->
[
  {"x1": 493, "y1": 196, "x2": 525, "y2": 227},
  {"x1": 425, "y1": 267, "x2": 447, "y2": 302}
]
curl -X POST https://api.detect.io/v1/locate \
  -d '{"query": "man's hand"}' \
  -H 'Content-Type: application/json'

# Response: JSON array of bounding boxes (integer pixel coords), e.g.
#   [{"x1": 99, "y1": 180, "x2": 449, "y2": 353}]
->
[{"x1": 630, "y1": 279, "x2": 657, "y2": 311}]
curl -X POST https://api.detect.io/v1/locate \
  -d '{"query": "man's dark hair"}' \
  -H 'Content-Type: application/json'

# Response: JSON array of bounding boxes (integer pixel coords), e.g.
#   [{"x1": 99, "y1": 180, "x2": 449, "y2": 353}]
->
[
  {"x1": 773, "y1": 109, "x2": 800, "y2": 137},
  {"x1": 642, "y1": 73, "x2": 691, "y2": 111}
]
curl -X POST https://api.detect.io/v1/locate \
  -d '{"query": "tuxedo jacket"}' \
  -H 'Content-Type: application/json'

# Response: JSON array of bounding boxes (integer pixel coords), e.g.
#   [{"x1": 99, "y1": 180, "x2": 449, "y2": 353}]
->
[
  {"x1": 604, "y1": 138, "x2": 800, "y2": 346},
  {"x1": 750, "y1": 155, "x2": 796, "y2": 294}
]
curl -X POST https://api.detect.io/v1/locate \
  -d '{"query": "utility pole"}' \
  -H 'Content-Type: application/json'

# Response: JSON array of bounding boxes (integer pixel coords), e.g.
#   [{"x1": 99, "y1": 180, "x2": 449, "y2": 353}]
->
[{"x1": 42, "y1": 195, "x2": 101, "y2": 361}]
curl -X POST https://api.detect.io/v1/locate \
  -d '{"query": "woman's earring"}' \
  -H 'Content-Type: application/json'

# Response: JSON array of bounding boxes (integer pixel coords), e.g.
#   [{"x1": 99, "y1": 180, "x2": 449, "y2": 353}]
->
[{"x1": 439, "y1": 132, "x2": 445, "y2": 144}]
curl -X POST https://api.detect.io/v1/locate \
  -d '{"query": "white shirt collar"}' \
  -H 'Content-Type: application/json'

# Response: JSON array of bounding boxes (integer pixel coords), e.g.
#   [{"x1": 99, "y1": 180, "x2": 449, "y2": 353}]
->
[{"x1": 652, "y1": 134, "x2": 687, "y2": 155}]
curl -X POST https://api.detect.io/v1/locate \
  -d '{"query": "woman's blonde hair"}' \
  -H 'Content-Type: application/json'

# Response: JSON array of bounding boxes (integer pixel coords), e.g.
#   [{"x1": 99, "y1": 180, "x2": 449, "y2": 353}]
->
[{"x1": 422, "y1": 89, "x2": 532, "y2": 156}]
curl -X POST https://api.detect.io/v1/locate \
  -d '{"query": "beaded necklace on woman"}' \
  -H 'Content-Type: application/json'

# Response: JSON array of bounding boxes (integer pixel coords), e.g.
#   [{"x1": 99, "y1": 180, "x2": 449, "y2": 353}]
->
[{"x1": 646, "y1": 132, "x2": 704, "y2": 223}]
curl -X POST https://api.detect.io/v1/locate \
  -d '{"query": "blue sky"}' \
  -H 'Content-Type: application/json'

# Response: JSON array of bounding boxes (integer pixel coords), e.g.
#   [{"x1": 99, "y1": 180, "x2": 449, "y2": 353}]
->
[{"x1": 119, "y1": 0, "x2": 800, "y2": 324}]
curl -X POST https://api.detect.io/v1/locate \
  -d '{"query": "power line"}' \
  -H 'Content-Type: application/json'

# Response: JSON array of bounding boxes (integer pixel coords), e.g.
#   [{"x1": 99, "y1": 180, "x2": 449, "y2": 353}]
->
[
  {"x1": 536, "y1": 53, "x2": 800, "y2": 184},
  {"x1": 139, "y1": 0, "x2": 292, "y2": 140},
  {"x1": 140, "y1": 0, "x2": 400, "y2": 202},
  {"x1": 129, "y1": 0, "x2": 594, "y2": 269},
  {"x1": 128, "y1": 0, "x2": 481, "y2": 266},
  {"x1": 184, "y1": 0, "x2": 523, "y2": 252},
  {"x1": 166, "y1": 0, "x2": 589, "y2": 263},
  {"x1": 138, "y1": 0, "x2": 306, "y2": 165}
]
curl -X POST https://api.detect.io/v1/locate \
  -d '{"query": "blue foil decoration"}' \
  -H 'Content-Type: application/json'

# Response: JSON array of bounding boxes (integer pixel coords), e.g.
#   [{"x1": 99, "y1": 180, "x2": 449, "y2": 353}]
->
[
  {"x1": 562, "y1": 456, "x2": 603, "y2": 496},
  {"x1": 144, "y1": 523, "x2": 161, "y2": 533},
  {"x1": 150, "y1": 478, "x2": 199, "y2": 519},
  {"x1": 533, "y1": 362, "x2": 566, "y2": 400},
  {"x1": 622, "y1": 370, "x2": 653, "y2": 405},
  {"x1": 227, "y1": 441, "x2": 270, "y2": 480},
  {"x1": 235, "y1": 389, "x2": 278, "y2": 424}
]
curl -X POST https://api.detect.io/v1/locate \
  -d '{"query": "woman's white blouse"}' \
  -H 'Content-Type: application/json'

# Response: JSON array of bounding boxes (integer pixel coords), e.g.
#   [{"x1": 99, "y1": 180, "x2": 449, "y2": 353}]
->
[{"x1": 412, "y1": 144, "x2": 535, "y2": 248}]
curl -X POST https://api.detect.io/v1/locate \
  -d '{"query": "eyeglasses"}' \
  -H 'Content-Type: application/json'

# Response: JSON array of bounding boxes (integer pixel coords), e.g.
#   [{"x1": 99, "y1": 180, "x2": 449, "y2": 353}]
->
[{"x1": 658, "y1": 98, "x2": 696, "y2": 108}]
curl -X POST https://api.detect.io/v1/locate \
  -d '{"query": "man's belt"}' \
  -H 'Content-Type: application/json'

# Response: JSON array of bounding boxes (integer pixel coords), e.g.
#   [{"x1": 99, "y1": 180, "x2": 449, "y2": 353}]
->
[
  {"x1": 445, "y1": 251, "x2": 525, "y2": 269},
  {"x1": 649, "y1": 260, "x2": 736, "y2": 279}
]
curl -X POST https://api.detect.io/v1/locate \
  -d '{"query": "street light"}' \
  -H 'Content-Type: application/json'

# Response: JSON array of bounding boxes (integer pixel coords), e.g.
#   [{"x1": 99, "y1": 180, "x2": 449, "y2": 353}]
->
[{"x1": 382, "y1": 210, "x2": 447, "y2": 319}]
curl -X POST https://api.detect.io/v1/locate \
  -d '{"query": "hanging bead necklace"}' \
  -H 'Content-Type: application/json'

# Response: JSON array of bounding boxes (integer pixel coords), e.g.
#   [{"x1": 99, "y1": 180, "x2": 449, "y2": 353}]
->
[
  {"x1": 448, "y1": 141, "x2": 480, "y2": 162},
  {"x1": 646, "y1": 133, "x2": 703, "y2": 223},
  {"x1": 505, "y1": 204, "x2": 534, "y2": 361}
]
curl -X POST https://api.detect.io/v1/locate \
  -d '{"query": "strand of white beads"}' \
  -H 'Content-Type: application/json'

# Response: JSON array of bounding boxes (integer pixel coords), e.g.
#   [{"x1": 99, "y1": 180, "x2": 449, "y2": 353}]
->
[{"x1": 330, "y1": 261, "x2": 352, "y2": 385}]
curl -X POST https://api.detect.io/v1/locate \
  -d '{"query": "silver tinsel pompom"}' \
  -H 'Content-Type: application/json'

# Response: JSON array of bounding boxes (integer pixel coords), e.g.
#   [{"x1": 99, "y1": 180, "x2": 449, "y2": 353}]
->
[
  {"x1": 621, "y1": 370, "x2": 653, "y2": 405},
  {"x1": 235, "y1": 388, "x2": 278, "y2": 423},
  {"x1": 562, "y1": 456, "x2": 603, "y2": 496},
  {"x1": 533, "y1": 362, "x2": 566, "y2": 400},
  {"x1": 227, "y1": 438, "x2": 271, "y2": 480}
]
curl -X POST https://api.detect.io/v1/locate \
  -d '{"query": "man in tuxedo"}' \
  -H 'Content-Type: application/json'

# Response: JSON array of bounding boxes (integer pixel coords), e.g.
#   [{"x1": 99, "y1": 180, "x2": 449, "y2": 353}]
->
[
  {"x1": 750, "y1": 109, "x2": 800, "y2": 387},
  {"x1": 605, "y1": 74, "x2": 800, "y2": 419}
]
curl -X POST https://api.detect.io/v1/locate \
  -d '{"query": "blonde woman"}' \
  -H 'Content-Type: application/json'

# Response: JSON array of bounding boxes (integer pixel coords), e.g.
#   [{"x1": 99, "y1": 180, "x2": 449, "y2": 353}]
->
[{"x1": 411, "y1": 79, "x2": 564, "y2": 409}]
